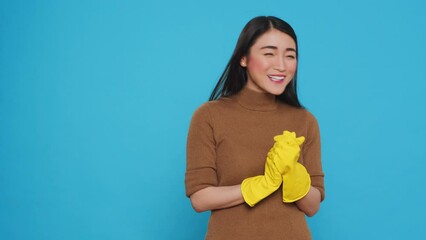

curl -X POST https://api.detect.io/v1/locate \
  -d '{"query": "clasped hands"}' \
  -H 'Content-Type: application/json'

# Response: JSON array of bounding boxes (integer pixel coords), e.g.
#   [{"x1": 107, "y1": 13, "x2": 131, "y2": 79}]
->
[{"x1": 241, "y1": 131, "x2": 311, "y2": 207}]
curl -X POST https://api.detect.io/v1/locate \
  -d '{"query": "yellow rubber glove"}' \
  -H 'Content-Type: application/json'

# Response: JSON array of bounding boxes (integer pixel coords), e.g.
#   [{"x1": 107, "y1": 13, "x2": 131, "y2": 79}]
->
[
  {"x1": 241, "y1": 151, "x2": 282, "y2": 207},
  {"x1": 273, "y1": 131, "x2": 311, "y2": 203},
  {"x1": 271, "y1": 131, "x2": 305, "y2": 173}
]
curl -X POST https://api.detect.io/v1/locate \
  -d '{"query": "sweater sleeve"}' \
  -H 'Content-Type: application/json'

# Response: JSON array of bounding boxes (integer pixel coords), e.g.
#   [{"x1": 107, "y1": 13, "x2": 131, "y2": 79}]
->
[
  {"x1": 302, "y1": 113, "x2": 325, "y2": 201},
  {"x1": 185, "y1": 103, "x2": 218, "y2": 197}
]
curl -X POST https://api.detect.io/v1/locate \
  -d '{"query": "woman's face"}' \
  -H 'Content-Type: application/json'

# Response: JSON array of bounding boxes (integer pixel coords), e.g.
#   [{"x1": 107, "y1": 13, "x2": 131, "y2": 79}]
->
[{"x1": 241, "y1": 29, "x2": 297, "y2": 95}]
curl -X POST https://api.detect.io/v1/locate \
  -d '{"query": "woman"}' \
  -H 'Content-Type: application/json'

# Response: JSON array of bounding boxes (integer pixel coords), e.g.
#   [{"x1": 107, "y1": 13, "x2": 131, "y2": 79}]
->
[{"x1": 185, "y1": 16, "x2": 325, "y2": 239}]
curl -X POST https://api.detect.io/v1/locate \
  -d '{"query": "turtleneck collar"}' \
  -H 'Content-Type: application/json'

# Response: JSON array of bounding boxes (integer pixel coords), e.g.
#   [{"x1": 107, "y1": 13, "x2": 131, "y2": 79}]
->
[{"x1": 233, "y1": 87, "x2": 278, "y2": 111}]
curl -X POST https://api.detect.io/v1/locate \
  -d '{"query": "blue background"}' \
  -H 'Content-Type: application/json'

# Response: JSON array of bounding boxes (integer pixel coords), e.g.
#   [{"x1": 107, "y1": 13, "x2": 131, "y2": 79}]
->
[{"x1": 1, "y1": 0, "x2": 425, "y2": 239}]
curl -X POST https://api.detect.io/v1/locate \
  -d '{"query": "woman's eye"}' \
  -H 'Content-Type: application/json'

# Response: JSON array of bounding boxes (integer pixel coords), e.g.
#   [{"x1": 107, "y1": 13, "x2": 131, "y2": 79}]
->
[
  {"x1": 264, "y1": 53, "x2": 274, "y2": 56},
  {"x1": 286, "y1": 55, "x2": 296, "y2": 59}
]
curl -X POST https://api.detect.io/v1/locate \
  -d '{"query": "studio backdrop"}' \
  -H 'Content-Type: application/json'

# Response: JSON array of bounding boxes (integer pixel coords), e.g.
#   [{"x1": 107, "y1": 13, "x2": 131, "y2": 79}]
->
[{"x1": 1, "y1": 0, "x2": 426, "y2": 239}]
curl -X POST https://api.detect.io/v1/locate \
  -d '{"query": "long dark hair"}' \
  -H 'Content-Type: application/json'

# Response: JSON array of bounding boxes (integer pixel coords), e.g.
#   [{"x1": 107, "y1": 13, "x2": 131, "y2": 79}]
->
[{"x1": 209, "y1": 16, "x2": 303, "y2": 108}]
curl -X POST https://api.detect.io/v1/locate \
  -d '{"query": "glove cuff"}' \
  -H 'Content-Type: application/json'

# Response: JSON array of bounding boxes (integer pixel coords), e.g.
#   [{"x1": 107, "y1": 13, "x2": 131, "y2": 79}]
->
[
  {"x1": 282, "y1": 176, "x2": 311, "y2": 203},
  {"x1": 241, "y1": 176, "x2": 280, "y2": 207}
]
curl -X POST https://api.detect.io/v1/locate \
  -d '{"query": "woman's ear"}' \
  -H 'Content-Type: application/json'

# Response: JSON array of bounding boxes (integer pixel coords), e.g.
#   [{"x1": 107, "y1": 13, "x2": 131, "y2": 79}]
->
[{"x1": 240, "y1": 56, "x2": 247, "y2": 67}]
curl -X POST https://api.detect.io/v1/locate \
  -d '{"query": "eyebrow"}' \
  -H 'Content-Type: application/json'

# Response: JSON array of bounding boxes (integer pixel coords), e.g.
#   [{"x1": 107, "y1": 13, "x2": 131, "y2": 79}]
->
[{"x1": 260, "y1": 46, "x2": 296, "y2": 52}]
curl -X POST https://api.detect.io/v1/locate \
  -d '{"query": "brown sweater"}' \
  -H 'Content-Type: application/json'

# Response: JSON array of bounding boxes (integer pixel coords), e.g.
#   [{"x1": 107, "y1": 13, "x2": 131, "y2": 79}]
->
[{"x1": 185, "y1": 87, "x2": 325, "y2": 240}]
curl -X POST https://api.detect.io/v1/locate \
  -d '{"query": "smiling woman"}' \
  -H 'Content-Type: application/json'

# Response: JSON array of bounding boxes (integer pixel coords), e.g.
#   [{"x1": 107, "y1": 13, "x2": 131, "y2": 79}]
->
[
  {"x1": 241, "y1": 29, "x2": 298, "y2": 96},
  {"x1": 185, "y1": 16, "x2": 324, "y2": 239}
]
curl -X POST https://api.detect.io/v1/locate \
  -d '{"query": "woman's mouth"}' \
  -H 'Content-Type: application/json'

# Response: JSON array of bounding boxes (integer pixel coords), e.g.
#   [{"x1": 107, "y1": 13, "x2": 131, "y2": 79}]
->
[{"x1": 268, "y1": 75, "x2": 285, "y2": 82}]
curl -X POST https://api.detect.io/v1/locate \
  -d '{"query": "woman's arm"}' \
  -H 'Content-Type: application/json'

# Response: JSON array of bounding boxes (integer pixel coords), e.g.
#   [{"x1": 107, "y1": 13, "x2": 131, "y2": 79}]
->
[
  {"x1": 190, "y1": 184, "x2": 322, "y2": 215},
  {"x1": 190, "y1": 185, "x2": 244, "y2": 212},
  {"x1": 295, "y1": 186, "x2": 321, "y2": 217}
]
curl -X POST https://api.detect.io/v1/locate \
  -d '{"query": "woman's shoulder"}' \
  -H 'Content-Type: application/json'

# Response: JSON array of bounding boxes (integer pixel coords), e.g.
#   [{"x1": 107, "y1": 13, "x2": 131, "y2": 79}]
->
[
  {"x1": 193, "y1": 97, "x2": 234, "y2": 113},
  {"x1": 190, "y1": 97, "x2": 234, "y2": 120},
  {"x1": 278, "y1": 102, "x2": 318, "y2": 123}
]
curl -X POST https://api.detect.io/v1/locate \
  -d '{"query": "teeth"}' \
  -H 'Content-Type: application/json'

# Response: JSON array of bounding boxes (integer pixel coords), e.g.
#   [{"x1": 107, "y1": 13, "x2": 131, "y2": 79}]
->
[{"x1": 269, "y1": 76, "x2": 284, "y2": 81}]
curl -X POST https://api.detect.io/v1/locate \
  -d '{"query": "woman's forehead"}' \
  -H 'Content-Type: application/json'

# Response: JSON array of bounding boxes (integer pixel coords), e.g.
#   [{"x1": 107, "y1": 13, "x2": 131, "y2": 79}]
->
[{"x1": 252, "y1": 29, "x2": 296, "y2": 50}]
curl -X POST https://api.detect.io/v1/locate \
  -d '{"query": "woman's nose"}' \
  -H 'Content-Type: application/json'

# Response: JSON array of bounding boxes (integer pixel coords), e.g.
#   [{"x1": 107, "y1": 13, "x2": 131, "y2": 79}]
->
[{"x1": 274, "y1": 57, "x2": 286, "y2": 71}]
